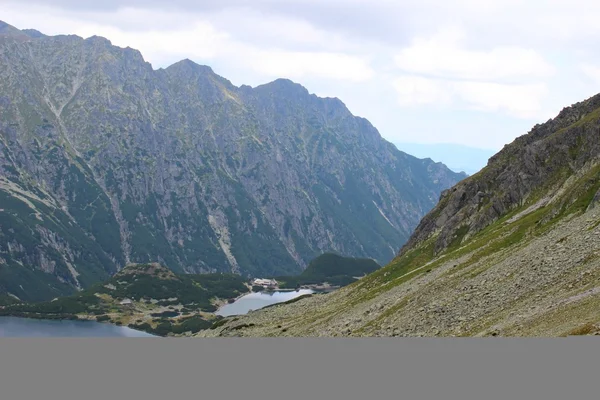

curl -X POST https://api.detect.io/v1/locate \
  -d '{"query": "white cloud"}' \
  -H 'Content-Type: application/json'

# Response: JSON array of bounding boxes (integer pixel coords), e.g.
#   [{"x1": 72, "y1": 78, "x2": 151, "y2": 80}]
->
[
  {"x1": 209, "y1": 8, "x2": 353, "y2": 52},
  {"x1": 1, "y1": 4, "x2": 374, "y2": 84},
  {"x1": 392, "y1": 75, "x2": 548, "y2": 119},
  {"x1": 394, "y1": 27, "x2": 555, "y2": 82},
  {"x1": 581, "y1": 64, "x2": 600, "y2": 85},
  {"x1": 75, "y1": 12, "x2": 376, "y2": 83},
  {"x1": 391, "y1": 27, "x2": 553, "y2": 120},
  {"x1": 393, "y1": 76, "x2": 450, "y2": 106},
  {"x1": 251, "y1": 51, "x2": 374, "y2": 82},
  {"x1": 452, "y1": 81, "x2": 548, "y2": 118},
  {"x1": 73, "y1": 22, "x2": 230, "y2": 64}
]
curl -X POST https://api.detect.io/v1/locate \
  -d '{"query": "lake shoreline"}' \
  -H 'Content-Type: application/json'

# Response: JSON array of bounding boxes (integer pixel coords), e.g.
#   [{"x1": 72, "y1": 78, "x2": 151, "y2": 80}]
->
[
  {"x1": 0, "y1": 283, "x2": 341, "y2": 337},
  {"x1": 216, "y1": 289, "x2": 317, "y2": 317},
  {"x1": 0, "y1": 315, "x2": 156, "y2": 337},
  {"x1": 0, "y1": 311, "x2": 158, "y2": 337},
  {"x1": 212, "y1": 283, "x2": 254, "y2": 313}
]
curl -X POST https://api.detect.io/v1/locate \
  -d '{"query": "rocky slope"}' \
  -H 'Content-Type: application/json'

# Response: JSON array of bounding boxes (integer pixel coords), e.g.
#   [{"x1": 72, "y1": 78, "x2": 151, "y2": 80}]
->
[
  {"x1": 200, "y1": 92, "x2": 600, "y2": 337},
  {"x1": 0, "y1": 21, "x2": 464, "y2": 301}
]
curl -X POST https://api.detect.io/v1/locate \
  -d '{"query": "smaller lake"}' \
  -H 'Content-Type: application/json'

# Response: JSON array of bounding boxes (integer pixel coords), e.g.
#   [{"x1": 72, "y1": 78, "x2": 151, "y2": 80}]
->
[
  {"x1": 216, "y1": 289, "x2": 314, "y2": 317},
  {"x1": 0, "y1": 316, "x2": 155, "y2": 337}
]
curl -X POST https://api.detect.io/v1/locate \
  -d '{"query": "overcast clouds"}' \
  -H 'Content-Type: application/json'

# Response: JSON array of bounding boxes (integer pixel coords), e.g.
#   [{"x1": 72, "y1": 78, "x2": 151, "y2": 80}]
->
[{"x1": 3, "y1": 0, "x2": 600, "y2": 150}]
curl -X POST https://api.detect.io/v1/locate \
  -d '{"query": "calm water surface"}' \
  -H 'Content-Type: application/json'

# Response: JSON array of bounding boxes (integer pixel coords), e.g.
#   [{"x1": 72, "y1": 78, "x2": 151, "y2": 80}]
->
[
  {"x1": 0, "y1": 316, "x2": 155, "y2": 337},
  {"x1": 216, "y1": 289, "x2": 314, "y2": 317}
]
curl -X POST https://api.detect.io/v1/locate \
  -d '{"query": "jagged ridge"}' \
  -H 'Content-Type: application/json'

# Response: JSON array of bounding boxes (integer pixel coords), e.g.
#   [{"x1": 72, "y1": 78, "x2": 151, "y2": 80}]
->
[{"x1": 0, "y1": 21, "x2": 464, "y2": 301}]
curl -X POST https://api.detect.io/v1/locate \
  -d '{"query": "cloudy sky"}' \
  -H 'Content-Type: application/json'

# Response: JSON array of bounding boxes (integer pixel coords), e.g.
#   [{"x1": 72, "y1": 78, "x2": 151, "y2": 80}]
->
[{"x1": 3, "y1": 0, "x2": 600, "y2": 151}]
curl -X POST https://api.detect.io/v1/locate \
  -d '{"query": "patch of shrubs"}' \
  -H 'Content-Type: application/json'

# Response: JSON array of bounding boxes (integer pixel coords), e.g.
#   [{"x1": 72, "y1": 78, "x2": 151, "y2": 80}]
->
[
  {"x1": 231, "y1": 323, "x2": 255, "y2": 331},
  {"x1": 128, "y1": 316, "x2": 213, "y2": 336},
  {"x1": 209, "y1": 317, "x2": 228, "y2": 330},
  {"x1": 150, "y1": 311, "x2": 180, "y2": 318},
  {"x1": 6, "y1": 292, "x2": 101, "y2": 315},
  {"x1": 170, "y1": 316, "x2": 213, "y2": 334},
  {"x1": 128, "y1": 322, "x2": 153, "y2": 333},
  {"x1": 0, "y1": 310, "x2": 79, "y2": 320}
]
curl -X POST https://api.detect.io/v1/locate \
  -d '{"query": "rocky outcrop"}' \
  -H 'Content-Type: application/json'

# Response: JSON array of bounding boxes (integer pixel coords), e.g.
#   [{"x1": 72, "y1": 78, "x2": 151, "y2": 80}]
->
[
  {"x1": 399, "y1": 93, "x2": 600, "y2": 257},
  {"x1": 0, "y1": 21, "x2": 464, "y2": 301}
]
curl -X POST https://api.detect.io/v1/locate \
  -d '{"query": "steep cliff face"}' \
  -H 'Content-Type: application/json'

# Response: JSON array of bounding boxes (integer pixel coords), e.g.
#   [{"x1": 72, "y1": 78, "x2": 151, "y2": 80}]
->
[
  {"x1": 0, "y1": 22, "x2": 464, "y2": 301},
  {"x1": 400, "y1": 93, "x2": 600, "y2": 257},
  {"x1": 201, "y1": 92, "x2": 600, "y2": 338}
]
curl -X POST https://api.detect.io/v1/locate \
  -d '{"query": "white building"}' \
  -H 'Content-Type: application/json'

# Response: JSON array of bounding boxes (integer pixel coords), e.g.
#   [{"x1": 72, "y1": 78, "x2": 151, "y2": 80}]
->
[
  {"x1": 120, "y1": 298, "x2": 133, "y2": 305},
  {"x1": 253, "y1": 278, "x2": 278, "y2": 287}
]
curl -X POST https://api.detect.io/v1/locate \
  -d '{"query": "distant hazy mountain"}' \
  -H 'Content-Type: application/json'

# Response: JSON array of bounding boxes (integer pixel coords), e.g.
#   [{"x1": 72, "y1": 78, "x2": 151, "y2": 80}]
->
[
  {"x1": 0, "y1": 21, "x2": 464, "y2": 301},
  {"x1": 394, "y1": 143, "x2": 497, "y2": 175}
]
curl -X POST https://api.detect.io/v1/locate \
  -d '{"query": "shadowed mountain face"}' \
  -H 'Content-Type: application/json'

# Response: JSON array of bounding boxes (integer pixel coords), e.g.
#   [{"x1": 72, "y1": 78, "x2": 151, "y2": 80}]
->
[{"x1": 0, "y1": 21, "x2": 464, "y2": 301}]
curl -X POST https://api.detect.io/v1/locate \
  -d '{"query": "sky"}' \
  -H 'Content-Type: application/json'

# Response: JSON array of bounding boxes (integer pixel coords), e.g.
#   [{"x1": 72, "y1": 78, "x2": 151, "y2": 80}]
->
[{"x1": 3, "y1": 0, "x2": 600, "y2": 152}]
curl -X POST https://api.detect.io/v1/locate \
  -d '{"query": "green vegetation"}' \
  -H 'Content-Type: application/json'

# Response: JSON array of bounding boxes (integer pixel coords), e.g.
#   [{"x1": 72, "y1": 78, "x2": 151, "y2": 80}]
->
[
  {"x1": 189, "y1": 273, "x2": 249, "y2": 300},
  {"x1": 0, "y1": 263, "x2": 249, "y2": 336},
  {"x1": 262, "y1": 293, "x2": 313, "y2": 310},
  {"x1": 128, "y1": 315, "x2": 214, "y2": 336},
  {"x1": 89, "y1": 266, "x2": 249, "y2": 312},
  {"x1": 170, "y1": 316, "x2": 213, "y2": 334},
  {"x1": 0, "y1": 294, "x2": 20, "y2": 306},
  {"x1": 0, "y1": 169, "x2": 120, "y2": 299},
  {"x1": 151, "y1": 311, "x2": 180, "y2": 318},
  {"x1": 275, "y1": 253, "x2": 381, "y2": 289},
  {"x1": 230, "y1": 323, "x2": 255, "y2": 331},
  {"x1": 5, "y1": 291, "x2": 105, "y2": 315},
  {"x1": 95, "y1": 272, "x2": 218, "y2": 311},
  {"x1": 223, "y1": 178, "x2": 301, "y2": 277},
  {"x1": 209, "y1": 317, "x2": 228, "y2": 330}
]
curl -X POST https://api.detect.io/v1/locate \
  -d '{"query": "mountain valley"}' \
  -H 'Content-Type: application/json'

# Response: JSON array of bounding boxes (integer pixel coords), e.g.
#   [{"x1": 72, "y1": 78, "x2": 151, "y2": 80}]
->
[
  {"x1": 0, "y1": 20, "x2": 464, "y2": 301},
  {"x1": 200, "y1": 93, "x2": 600, "y2": 337}
]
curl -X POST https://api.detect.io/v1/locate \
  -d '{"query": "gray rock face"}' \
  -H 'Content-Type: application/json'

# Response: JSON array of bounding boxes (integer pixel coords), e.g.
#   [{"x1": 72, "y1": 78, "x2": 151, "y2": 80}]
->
[
  {"x1": 0, "y1": 22, "x2": 464, "y2": 301},
  {"x1": 401, "y1": 93, "x2": 600, "y2": 257}
]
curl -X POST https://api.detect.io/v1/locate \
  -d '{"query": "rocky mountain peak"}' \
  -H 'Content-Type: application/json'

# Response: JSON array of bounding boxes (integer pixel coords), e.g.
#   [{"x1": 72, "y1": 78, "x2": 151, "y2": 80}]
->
[
  {"x1": 167, "y1": 58, "x2": 215, "y2": 74},
  {"x1": 0, "y1": 20, "x2": 31, "y2": 42},
  {"x1": 256, "y1": 78, "x2": 311, "y2": 97},
  {"x1": 21, "y1": 29, "x2": 46, "y2": 38},
  {"x1": 399, "y1": 92, "x2": 600, "y2": 258},
  {"x1": 0, "y1": 21, "x2": 464, "y2": 301}
]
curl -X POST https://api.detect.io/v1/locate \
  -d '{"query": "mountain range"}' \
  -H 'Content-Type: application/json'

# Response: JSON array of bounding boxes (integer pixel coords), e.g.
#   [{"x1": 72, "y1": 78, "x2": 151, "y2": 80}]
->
[
  {"x1": 394, "y1": 143, "x2": 496, "y2": 175},
  {"x1": 0, "y1": 21, "x2": 465, "y2": 302},
  {"x1": 202, "y1": 91, "x2": 600, "y2": 337}
]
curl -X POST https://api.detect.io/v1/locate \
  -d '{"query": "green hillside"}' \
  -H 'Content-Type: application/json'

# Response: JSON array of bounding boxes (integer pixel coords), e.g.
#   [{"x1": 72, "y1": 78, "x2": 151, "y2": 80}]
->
[
  {"x1": 0, "y1": 263, "x2": 249, "y2": 336},
  {"x1": 275, "y1": 253, "x2": 381, "y2": 288}
]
